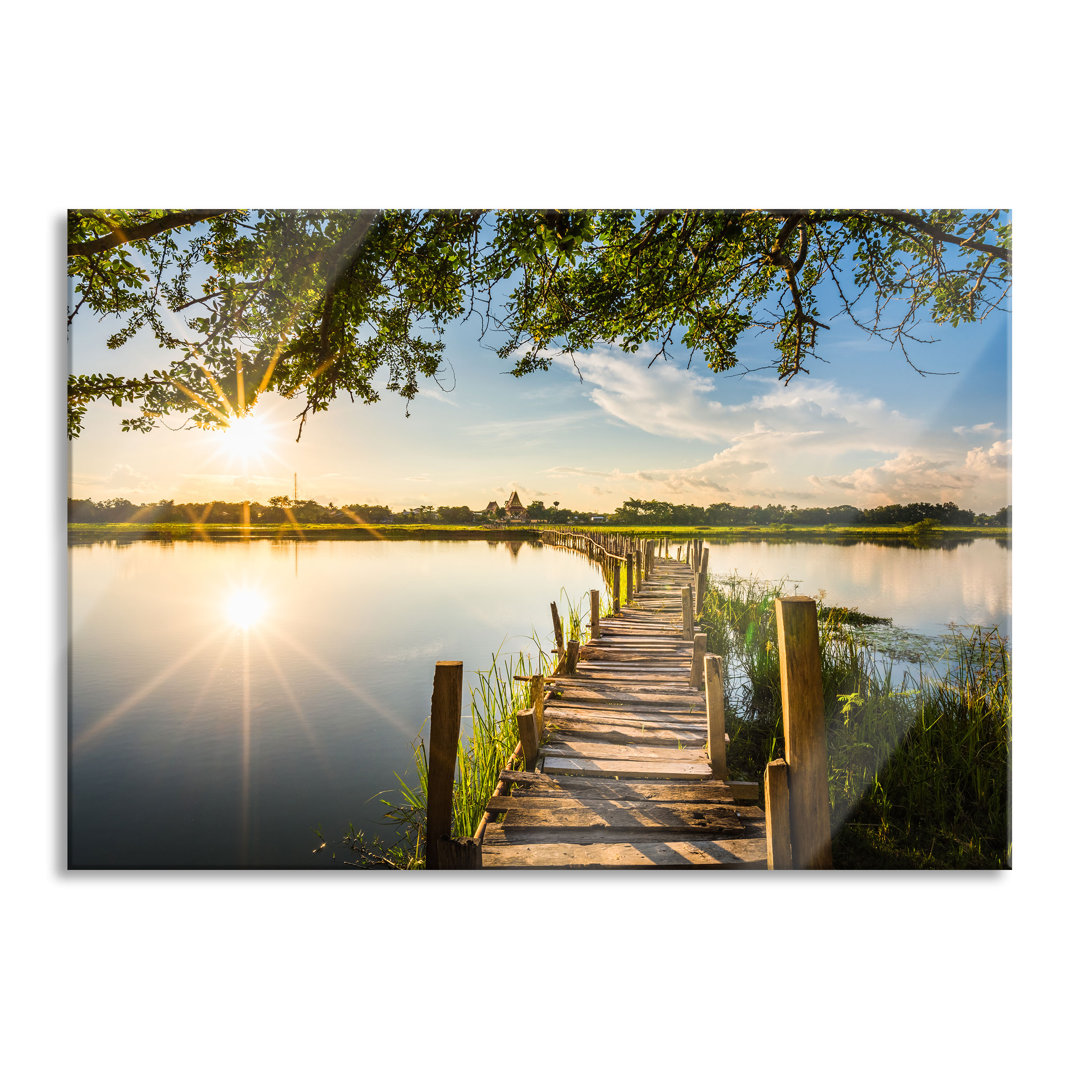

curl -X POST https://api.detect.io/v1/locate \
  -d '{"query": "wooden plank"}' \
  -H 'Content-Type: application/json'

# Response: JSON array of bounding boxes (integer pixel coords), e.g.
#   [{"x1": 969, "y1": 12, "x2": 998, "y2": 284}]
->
[
  {"x1": 495, "y1": 771, "x2": 758, "y2": 801},
  {"x1": 544, "y1": 706, "x2": 708, "y2": 729},
  {"x1": 485, "y1": 821, "x2": 766, "y2": 844},
  {"x1": 543, "y1": 720, "x2": 706, "y2": 748},
  {"x1": 549, "y1": 679, "x2": 702, "y2": 696},
  {"x1": 480, "y1": 837, "x2": 768, "y2": 869},
  {"x1": 544, "y1": 701, "x2": 706, "y2": 719},
  {"x1": 543, "y1": 755, "x2": 712, "y2": 779},
  {"x1": 543, "y1": 738, "x2": 706, "y2": 761},
  {"x1": 486, "y1": 794, "x2": 764, "y2": 818},
  {"x1": 494, "y1": 802, "x2": 764, "y2": 830}
]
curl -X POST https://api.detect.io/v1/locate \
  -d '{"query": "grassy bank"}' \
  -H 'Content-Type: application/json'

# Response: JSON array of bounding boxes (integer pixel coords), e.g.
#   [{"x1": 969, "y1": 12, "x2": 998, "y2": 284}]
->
[
  {"x1": 67, "y1": 522, "x2": 539, "y2": 542},
  {"x1": 699, "y1": 573, "x2": 1011, "y2": 869},
  {"x1": 68, "y1": 521, "x2": 1009, "y2": 544}
]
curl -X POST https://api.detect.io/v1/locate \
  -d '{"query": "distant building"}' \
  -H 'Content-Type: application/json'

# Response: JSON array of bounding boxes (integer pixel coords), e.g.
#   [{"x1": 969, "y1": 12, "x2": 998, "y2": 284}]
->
[
  {"x1": 504, "y1": 490, "x2": 527, "y2": 521},
  {"x1": 483, "y1": 501, "x2": 499, "y2": 516}
]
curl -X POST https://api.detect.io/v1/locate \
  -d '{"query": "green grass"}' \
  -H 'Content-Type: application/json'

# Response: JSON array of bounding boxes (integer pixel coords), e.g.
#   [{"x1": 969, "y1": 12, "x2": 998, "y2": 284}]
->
[{"x1": 698, "y1": 573, "x2": 1011, "y2": 869}]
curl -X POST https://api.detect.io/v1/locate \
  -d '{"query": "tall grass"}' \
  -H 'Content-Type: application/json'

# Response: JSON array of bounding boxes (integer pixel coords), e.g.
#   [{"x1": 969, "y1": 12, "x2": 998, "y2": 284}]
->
[
  {"x1": 367, "y1": 590, "x2": 598, "y2": 868},
  {"x1": 699, "y1": 573, "x2": 1011, "y2": 869}
]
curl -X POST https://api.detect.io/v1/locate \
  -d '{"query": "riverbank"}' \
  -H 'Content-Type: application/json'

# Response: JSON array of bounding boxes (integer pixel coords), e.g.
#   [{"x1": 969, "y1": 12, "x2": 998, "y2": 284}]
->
[{"x1": 67, "y1": 521, "x2": 1011, "y2": 543}]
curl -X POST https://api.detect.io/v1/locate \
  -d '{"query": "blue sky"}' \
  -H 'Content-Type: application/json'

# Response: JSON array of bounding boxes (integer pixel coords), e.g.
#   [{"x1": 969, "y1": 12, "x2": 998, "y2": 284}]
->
[{"x1": 69, "y1": 228, "x2": 1011, "y2": 515}]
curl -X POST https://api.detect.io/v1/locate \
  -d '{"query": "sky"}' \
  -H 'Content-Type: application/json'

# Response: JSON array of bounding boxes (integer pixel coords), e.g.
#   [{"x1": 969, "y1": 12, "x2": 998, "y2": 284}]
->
[{"x1": 68, "y1": 227, "x2": 1011, "y2": 515}]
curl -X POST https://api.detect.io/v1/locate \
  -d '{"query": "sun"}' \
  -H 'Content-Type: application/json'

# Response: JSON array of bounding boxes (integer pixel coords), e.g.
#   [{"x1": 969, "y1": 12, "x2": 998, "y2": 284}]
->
[
  {"x1": 208, "y1": 410, "x2": 282, "y2": 473},
  {"x1": 221, "y1": 414, "x2": 270, "y2": 457}
]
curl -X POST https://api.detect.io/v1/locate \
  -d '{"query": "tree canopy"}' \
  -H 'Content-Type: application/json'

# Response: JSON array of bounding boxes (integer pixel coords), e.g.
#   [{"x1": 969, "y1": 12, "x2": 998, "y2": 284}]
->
[{"x1": 67, "y1": 209, "x2": 1011, "y2": 439}]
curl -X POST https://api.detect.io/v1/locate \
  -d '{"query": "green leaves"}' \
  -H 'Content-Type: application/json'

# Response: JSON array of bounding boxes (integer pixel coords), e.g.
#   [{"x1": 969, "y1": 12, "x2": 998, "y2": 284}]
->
[{"x1": 67, "y1": 208, "x2": 1011, "y2": 438}]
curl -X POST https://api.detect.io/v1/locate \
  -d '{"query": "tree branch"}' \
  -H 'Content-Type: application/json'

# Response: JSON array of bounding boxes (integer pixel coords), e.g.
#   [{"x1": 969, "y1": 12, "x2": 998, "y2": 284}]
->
[{"x1": 68, "y1": 210, "x2": 235, "y2": 258}]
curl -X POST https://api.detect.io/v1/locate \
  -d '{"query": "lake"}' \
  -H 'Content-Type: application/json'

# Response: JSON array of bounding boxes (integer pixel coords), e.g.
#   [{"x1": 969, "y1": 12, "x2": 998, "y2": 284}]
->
[{"x1": 68, "y1": 534, "x2": 1010, "y2": 869}]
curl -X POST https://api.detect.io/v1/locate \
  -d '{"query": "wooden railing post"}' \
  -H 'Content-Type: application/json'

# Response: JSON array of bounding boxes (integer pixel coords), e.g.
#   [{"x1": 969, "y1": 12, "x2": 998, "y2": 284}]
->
[
  {"x1": 566, "y1": 639, "x2": 580, "y2": 675},
  {"x1": 530, "y1": 673, "x2": 545, "y2": 736},
  {"x1": 626, "y1": 550, "x2": 635, "y2": 598},
  {"x1": 612, "y1": 560, "x2": 621, "y2": 613},
  {"x1": 590, "y1": 588, "x2": 600, "y2": 640},
  {"x1": 704, "y1": 654, "x2": 726, "y2": 779},
  {"x1": 517, "y1": 707, "x2": 540, "y2": 770},
  {"x1": 426, "y1": 660, "x2": 463, "y2": 870},
  {"x1": 681, "y1": 586, "x2": 693, "y2": 640},
  {"x1": 689, "y1": 632, "x2": 706, "y2": 688},
  {"x1": 696, "y1": 547, "x2": 709, "y2": 615},
  {"x1": 764, "y1": 760, "x2": 792, "y2": 869},
  {"x1": 774, "y1": 596, "x2": 832, "y2": 870},
  {"x1": 550, "y1": 601, "x2": 565, "y2": 663}
]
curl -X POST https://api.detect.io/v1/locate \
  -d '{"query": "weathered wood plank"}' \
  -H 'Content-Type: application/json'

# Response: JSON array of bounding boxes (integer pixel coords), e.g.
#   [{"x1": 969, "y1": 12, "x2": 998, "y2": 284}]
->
[
  {"x1": 543, "y1": 720, "x2": 706, "y2": 747},
  {"x1": 480, "y1": 837, "x2": 768, "y2": 869},
  {"x1": 486, "y1": 794, "x2": 764, "y2": 818},
  {"x1": 495, "y1": 771, "x2": 758, "y2": 801},
  {"x1": 486, "y1": 821, "x2": 766, "y2": 844},
  {"x1": 543, "y1": 738, "x2": 706, "y2": 761},
  {"x1": 494, "y1": 802, "x2": 764, "y2": 831},
  {"x1": 543, "y1": 755, "x2": 712, "y2": 779}
]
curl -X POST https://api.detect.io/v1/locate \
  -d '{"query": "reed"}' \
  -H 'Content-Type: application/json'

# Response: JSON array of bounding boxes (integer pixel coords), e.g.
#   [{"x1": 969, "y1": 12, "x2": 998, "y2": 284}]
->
[{"x1": 698, "y1": 573, "x2": 1011, "y2": 869}]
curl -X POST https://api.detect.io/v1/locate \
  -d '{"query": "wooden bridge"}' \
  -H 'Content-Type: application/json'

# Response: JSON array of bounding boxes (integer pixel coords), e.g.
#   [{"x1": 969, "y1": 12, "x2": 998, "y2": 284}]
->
[{"x1": 423, "y1": 528, "x2": 833, "y2": 871}]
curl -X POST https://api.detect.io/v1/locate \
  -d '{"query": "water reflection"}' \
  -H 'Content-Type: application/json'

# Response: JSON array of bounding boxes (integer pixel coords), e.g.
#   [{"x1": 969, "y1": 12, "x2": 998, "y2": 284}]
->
[
  {"x1": 69, "y1": 538, "x2": 608, "y2": 867},
  {"x1": 225, "y1": 586, "x2": 269, "y2": 629}
]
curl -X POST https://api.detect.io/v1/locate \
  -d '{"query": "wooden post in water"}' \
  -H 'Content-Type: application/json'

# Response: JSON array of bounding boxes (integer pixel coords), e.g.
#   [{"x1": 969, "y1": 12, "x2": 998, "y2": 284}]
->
[
  {"x1": 681, "y1": 586, "x2": 694, "y2": 641},
  {"x1": 704, "y1": 654, "x2": 726, "y2": 779},
  {"x1": 774, "y1": 596, "x2": 832, "y2": 870},
  {"x1": 550, "y1": 601, "x2": 565, "y2": 664},
  {"x1": 517, "y1": 707, "x2": 540, "y2": 770},
  {"x1": 426, "y1": 661, "x2": 463, "y2": 870},
  {"x1": 626, "y1": 550, "x2": 635, "y2": 599},
  {"x1": 764, "y1": 759, "x2": 792, "y2": 870},
  {"x1": 590, "y1": 589, "x2": 600, "y2": 640},
  {"x1": 676, "y1": 545, "x2": 682, "y2": 562},
  {"x1": 612, "y1": 561, "x2": 621, "y2": 613},
  {"x1": 689, "y1": 632, "x2": 706, "y2": 689}
]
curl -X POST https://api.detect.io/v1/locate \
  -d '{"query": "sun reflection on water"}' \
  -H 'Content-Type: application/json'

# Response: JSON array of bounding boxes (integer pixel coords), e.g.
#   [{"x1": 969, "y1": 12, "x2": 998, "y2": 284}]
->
[{"x1": 224, "y1": 587, "x2": 269, "y2": 629}]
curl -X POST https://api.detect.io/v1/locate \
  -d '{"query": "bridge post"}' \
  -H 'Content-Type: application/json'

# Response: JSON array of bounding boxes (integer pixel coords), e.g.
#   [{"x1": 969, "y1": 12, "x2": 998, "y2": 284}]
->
[
  {"x1": 517, "y1": 707, "x2": 540, "y2": 770},
  {"x1": 612, "y1": 561, "x2": 621, "y2": 613},
  {"x1": 550, "y1": 601, "x2": 565, "y2": 663},
  {"x1": 764, "y1": 760, "x2": 792, "y2": 869},
  {"x1": 689, "y1": 632, "x2": 706, "y2": 688},
  {"x1": 530, "y1": 673, "x2": 545, "y2": 736},
  {"x1": 705, "y1": 654, "x2": 726, "y2": 779},
  {"x1": 774, "y1": 596, "x2": 833, "y2": 870},
  {"x1": 590, "y1": 589, "x2": 600, "y2": 639},
  {"x1": 426, "y1": 660, "x2": 463, "y2": 870},
  {"x1": 681, "y1": 586, "x2": 693, "y2": 640}
]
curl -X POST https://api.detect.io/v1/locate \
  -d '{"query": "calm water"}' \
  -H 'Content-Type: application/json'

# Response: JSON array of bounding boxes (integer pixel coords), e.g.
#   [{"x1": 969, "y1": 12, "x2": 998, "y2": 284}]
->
[{"x1": 68, "y1": 535, "x2": 1009, "y2": 869}]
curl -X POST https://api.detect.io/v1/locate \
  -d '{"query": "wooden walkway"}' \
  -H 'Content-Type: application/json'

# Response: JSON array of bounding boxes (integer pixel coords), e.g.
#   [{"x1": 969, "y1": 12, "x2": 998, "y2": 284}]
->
[{"x1": 479, "y1": 555, "x2": 768, "y2": 868}]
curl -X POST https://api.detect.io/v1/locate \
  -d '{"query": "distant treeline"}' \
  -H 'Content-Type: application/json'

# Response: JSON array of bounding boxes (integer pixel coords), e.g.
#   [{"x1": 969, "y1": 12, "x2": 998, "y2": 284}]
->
[
  {"x1": 68, "y1": 496, "x2": 1011, "y2": 528},
  {"x1": 606, "y1": 499, "x2": 1011, "y2": 527}
]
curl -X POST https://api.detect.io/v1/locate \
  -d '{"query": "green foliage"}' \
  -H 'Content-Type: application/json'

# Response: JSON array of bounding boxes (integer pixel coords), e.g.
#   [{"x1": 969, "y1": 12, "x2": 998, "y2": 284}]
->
[{"x1": 68, "y1": 209, "x2": 1010, "y2": 438}]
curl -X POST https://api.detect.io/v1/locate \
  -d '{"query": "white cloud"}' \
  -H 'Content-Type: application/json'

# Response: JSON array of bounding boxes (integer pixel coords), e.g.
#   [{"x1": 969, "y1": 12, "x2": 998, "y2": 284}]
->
[{"x1": 533, "y1": 347, "x2": 1011, "y2": 512}]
